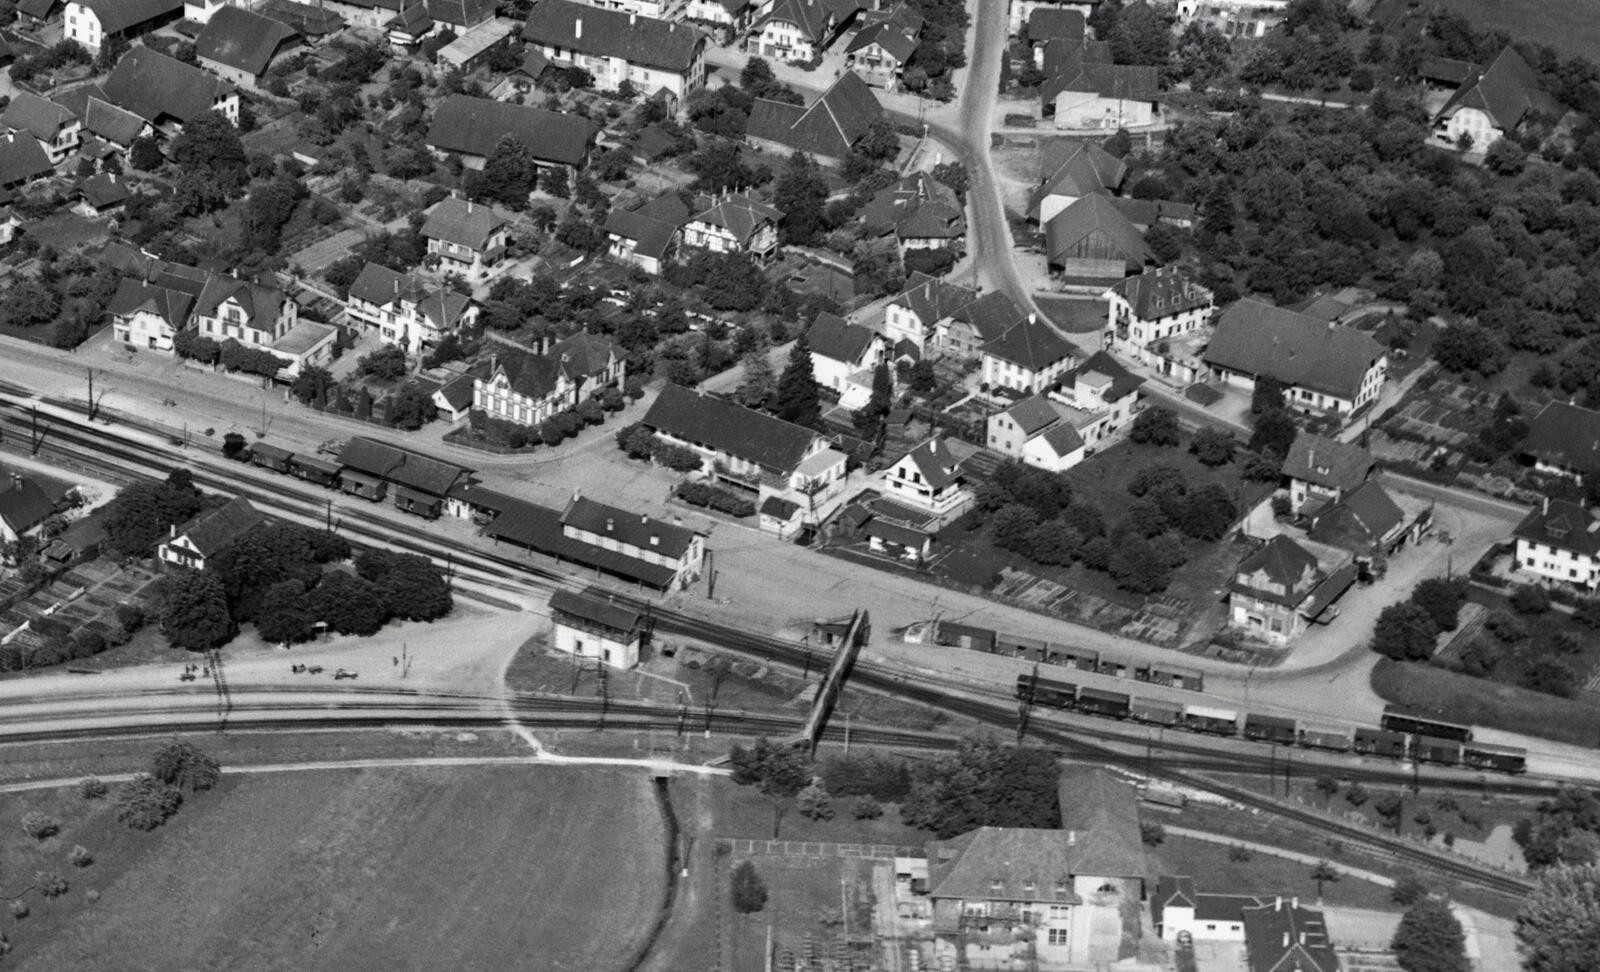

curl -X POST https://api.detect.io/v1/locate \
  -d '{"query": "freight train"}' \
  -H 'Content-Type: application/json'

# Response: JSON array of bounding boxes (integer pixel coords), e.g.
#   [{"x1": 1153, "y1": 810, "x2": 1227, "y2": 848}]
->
[{"x1": 1016, "y1": 672, "x2": 1527, "y2": 774}]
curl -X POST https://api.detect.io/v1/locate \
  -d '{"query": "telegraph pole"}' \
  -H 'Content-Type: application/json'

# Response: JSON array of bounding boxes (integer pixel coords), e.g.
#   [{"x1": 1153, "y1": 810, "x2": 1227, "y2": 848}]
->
[{"x1": 85, "y1": 368, "x2": 94, "y2": 420}]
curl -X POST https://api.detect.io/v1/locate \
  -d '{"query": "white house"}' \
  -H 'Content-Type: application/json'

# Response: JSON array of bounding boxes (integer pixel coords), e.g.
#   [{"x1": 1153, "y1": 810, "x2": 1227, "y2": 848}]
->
[
  {"x1": 1203, "y1": 298, "x2": 1388, "y2": 418},
  {"x1": 193, "y1": 274, "x2": 297, "y2": 350},
  {"x1": 752, "y1": 0, "x2": 858, "y2": 62},
  {"x1": 1514, "y1": 497, "x2": 1600, "y2": 593},
  {"x1": 681, "y1": 192, "x2": 782, "y2": 263},
  {"x1": 980, "y1": 317, "x2": 1075, "y2": 396},
  {"x1": 882, "y1": 436, "x2": 970, "y2": 518},
  {"x1": 560, "y1": 494, "x2": 706, "y2": 592},
  {"x1": 521, "y1": 0, "x2": 707, "y2": 103},
  {"x1": 156, "y1": 497, "x2": 264, "y2": 570},
  {"x1": 1044, "y1": 63, "x2": 1159, "y2": 130},
  {"x1": 1103, "y1": 266, "x2": 1214, "y2": 367},
  {"x1": 1152, "y1": 877, "x2": 1272, "y2": 943},
  {"x1": 1280, "y1": 432, "x2": 1375, "y2": 515},
  {"x1": 346, "y1": 262, "x2": 478, "y2": 356},
  {"x1": 808, "y1": 312, "x2": 887, "y2": 410},
  {"x1": 65, "y1": 0, "x2": 184, "y2": 54},
  {"x1": 421, "y1": 196, "x2": 509, "y2": 283},
  {"x1": 1520, "y1": 401, "x2": 1600, "y2": 485},
  {"x1": 987, "y1": 351, "x2": 1142, "y2": 472},
  {"x1": 548, "y1": 587, "x2": 647, "y2": 669},
  {"x1": 474, "y1": 332, "x2": 627, "y2": 428},
  {"x1": 106, "y1": 270, "x2": 205, "y2": 352},
  {"x1": 1431, "y1": 47, "x2": 1560, "y2": 151}
]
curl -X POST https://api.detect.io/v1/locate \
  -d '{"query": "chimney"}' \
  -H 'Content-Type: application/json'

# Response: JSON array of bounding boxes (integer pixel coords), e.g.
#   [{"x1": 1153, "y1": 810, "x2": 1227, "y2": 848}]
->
[
  {"x1": 629, "y1": 10, "x2": 635, "y2": 24},
  {"x1": 170, "y1": 523, "x2": 177, "y2": 538},
  {"x1": 1291, "y1": 897, "x2": 1298, "y2": 909},
  {"x1": 641, "y1": 514, "x2": 648, "y2": 524},
  {"x1": 1275, "y1": 896, "x2": 1282, "y2": 911},
  {"x1": 574, "y1": 15, "x2": 582, "y2": 37},
  {"x1": 605, "y1": 517, "x2": 615, "y2": 532},
  {"x1": 1544, "y1": 495, "x2": 1550, "y2": 515},
  {"x1": 1282, "y1": 932, "x2": 1290, "y2": 948}
]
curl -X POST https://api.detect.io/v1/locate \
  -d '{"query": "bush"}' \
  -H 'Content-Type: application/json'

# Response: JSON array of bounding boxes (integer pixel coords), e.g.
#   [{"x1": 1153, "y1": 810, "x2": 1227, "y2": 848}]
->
[
  {"x1": 34, "y1": 872, "x2": 67, "y2": 898},
  {"x1": 114, "y1": 774, "x2": 183, "y2": 830},
  {"x1": 21, "y1": 812, "x2": 59, "y2": 840},
  {"x1": 113, "y1": 603, "x2": 145, "y2": 632},
  {"x1": 820, "y1": 752, "x2": 912, "y2": 801},
  {"x1": 797, "y1": 782, "x2": 833, "y2": 820},
  {"x1": 1390, "y1": 874, "x2": 1429, "y2": 906},
  {"x1": 1510, "y1": 583, "x2": 1551, "y2": 614},
  {"x1": 852, "y1": 796, "x2": 883, "y2": 820},
  {"x1": 357, "y1": 345, "x2": 408, "y2": 381},
  {"x1": 675, "y1": 481, "x2": 756, "y2": 517},
  {"x1": 1141, "y1": 821, "x2": 1167, "y2": 846},
  {"x1": 653, "y1": 440, "x2": 704, "y2": 472},
  {"x1": 68, "y1": 845, "x2": 93, "y2": 868},
  {"x1": 77, "y1": 777, "x2": 107, "y2": 800},
  {"x1": 616, "y1": 423, "x2": 656, "y2": 459},
  {"x1": 1227, "y1": 844, "x2": 1253, "y2": 862},
  {"x1": 732, "y1": 860, "x2": 767, "y2": 913},
  {"x1": 151, "y1": 741, "x2": 221, "y2": 792},
  {"x1": 1129, "y1": 407, "x2": 1180, "y2": 446},
  {"x1": 1346, "y1": 783, "x2": 1369, "y2": 806}
]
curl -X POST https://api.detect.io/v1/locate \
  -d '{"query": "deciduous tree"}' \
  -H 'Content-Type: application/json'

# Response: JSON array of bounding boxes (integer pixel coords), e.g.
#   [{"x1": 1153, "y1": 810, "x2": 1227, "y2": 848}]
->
[
  {"x1": 1516, "y1": 863, "x2": 1600, "y2": 972},
  {"x1": 153, "y1": 568, "x2": 235, "y2": 651},
  {"x1": 1391, "y1": 897, "x2": 1468, "y2": 972}
]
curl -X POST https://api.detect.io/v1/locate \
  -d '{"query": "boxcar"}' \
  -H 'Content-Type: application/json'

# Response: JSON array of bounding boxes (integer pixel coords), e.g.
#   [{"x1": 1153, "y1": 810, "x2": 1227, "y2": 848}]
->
[
  {"x1": 1017, "y1": 674, "x2": 1076, "y2": 709},
  {"x1": 249, "y1": 442, "x2": 293, "y2": 473},
  {"x1": 1135, "y1": 662, "x2": 1205, "y2": 692},
  {"x1": 1184, "y1": 704, "x2": 1239, "y2": 736},
  {"x1": 1353, "y1": 728, "x2": 1408, "y2": 759},
  {"x1": 288, "y1": 454, "x2": 341, "y2": 488},
  {"x1": 1381, "y1": 707, "x2": 1472, "y2": 742},
  {"x1": 998, "y1": 634, "x2": 1048, "y2": 661},
  {"x1": 1096, "y1": 655, "x2": 1129, "y2": 678},
  {"x1": 1243, "y1": 713, "x2": 1299, "y2": 745},
  {"x1": 1463, "y1": 742, "x2": 1527, "y2": 774},
  {"x1": 1077, "y1": 687, "x2": 1131, "y2": 718},
  {"x1": 1129, "y1": 697, "x2": 1184, "y2": 726},
  {"x1": 1055, "y1": 647, "x2": 1099, "y2": 672},
  {"x1": 1412, "y1": 734, "x2": 1463, "y2": 766},
  {"x1": 1298, "y1": 725, "x2": 1353, "y2": 752}
]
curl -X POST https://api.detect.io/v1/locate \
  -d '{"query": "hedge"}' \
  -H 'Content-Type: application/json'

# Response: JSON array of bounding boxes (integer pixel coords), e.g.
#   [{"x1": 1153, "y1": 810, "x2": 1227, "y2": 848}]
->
[{"x1": 676, "y1": 481, "x2": 756, "y2": 517}]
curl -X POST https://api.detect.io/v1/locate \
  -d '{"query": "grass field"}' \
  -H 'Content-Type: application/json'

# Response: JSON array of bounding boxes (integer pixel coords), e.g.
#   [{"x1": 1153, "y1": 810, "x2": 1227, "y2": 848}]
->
[
  {"x1": 1370, "y1": 656, "x2": 1600, "y2": 748},
  {"x1": 1148, "y1": 835, "x2": 1394, "y2": 911},
  {"x1": 1440, "y1": 0, "x2": 1600, "y2": 58},
  {"x1": 13, "y1": 765, "x2": 667, "y2": 972}
]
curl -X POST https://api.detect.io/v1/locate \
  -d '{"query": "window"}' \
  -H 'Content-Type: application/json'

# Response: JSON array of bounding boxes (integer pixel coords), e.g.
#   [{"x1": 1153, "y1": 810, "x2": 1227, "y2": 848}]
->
[
  {"x1": 1047, "y1": 929, "x2": 1068, "y2": 946},
  {"x1": 1206, "y1": 924, "x2": 1216, "y2": 931}
]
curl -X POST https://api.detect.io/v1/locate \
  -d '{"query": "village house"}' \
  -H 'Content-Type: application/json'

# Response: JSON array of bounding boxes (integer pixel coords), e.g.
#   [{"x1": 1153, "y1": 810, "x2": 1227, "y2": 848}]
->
[
  {"x1": 808, "y1": 312, "x2": 888, "y2": 410},
  {"x1": 195, "y1": 6, "x2": 302, "y2": 89},
  {"x1": 1027, "y1": 7, "x2": 1084, "y2": 65},
  {"x1": 74, "y1": 171, "x2": 130, "y2": 218},
  {"x1": 347, "y1": 262, "x2": 478, "y2": 356},
  {"x1": 857, "y1": 171, "x2": 965, "y2": 253},
  {"x1": 425, "y1": 94, "x2": 598, "y2": 175},
  {"x1": 1241, "y1": 899, "x2": 1340, "y2": 972},
  {"x1": 1204, "y1": 298, "x2": 1388, "y2": 418},
  {"x1": 980, "y1": 317, "x2": 1076, "y2": 396},
  {"x1": 986, "y1": 351, "x2": 1142, "y2": 472},
  {"x1": 472, "y1": 332, "x2": 627, "y2": 428},
  {"x1": 745, "y1": 70, "x2": 882, "y2": 168},
  {"x1": 1103, "y1": 266, "x2": 1214, "y2": 379},
  {"x1": 548, "y1": 588, "x2": 647, "y2": 669},
  {"x1": 1, "y1": 92, "x2": 80, "y2": 165},
  {"x1": 751, "y1": 0, "x2": 859, "y2": 62},
  {"x1": 102, "y1": 46, "x2": 240, "y2": 132},
  {"x1": 1513, "y1": 497, "x2": 1600, "y2": 593},
  {"x1": 522, "y1": 0, "x2": 707, "y2": 103},
  {"x1": 603, "y1": 192, "x2": 690, "y2": 276},
  {"x1": 1044, "y1": 193, "x2": 1154, "y2": 286},
  {"x1": 883, "y1": 274, "x2": 1027, "y2": 358},
  {"x1": 106, "y1": 263, "x2": 207, "y2": 352},
  {"x1": 157, "y1": 496, "x2": 265, "y2": 570},
  {"x1": 1307, "y1": 480, "x2": 1429, "y2": 577},
  {"x1": 1028, "y1": 138, "x2": 1126, "y2": 225},
  {"x1": 195, "y1": 271, "x2": 337, "y2": 378},
  {"x1": 844, "y1": 4, "x2": 921, "y2": 88},
  {"x1": 1150, "y1": 877, "x2": 1270, "y2": 943},
  {"x1": 0, "y1": 131, "x2": 54, "y2": 192},
  {"x1": 1228, "y1": 535, "x2": 1354, "y2": 647},
  {"x1": 64, "y1": 0, "x2": 184, "y2": 54},
  {"x1": 52, "y1": 88, "x2": 150, "y2": 168},
  {"x1": 0, "y1": 470, "x2": 77, "y2": 546},
  {"x1": 641, "y1": 383, "x2": 848, "y2": 527},
  {"x1": 421, "y1": 196, "x2": 509, "y2": 283},
  {"x1": 320, "y1": 0, "x2": 403, "y2": 30},
  {"x1": 1430, "y1": 46, "x2": 1560, "y2": 151},
  {"x1": 683, "y1": 0, "x2": 754, "y2": 36},
  {"x1": 1043, "y1": 61, "x2": 1160, "y2": 130},
  {"x1": 882, "y1": 436, "x2": 972, "y2": 518},
  {"x1": 1174, "y1": 0, "x2": 1285, "y2": 38},
  {"x1": 680, "y1": 191, "x2": 782, "y2": 263},
  {"x1": 1280, "y1": 431, "x2": 1375, "y2": 515},
  {"x1": 1521, "y1": 400, "x2": 1600, "y2": 484},
  {"x1": 1008, "y1": 0, "x2": 1102, "y2": 32}
]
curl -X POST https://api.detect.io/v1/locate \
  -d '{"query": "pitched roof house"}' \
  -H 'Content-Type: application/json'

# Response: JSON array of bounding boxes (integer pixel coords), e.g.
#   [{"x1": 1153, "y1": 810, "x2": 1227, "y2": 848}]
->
[
  {"x1": 883, "y1": 435, "x2": 971, "y2": 516},
  {"x1": 421, "y1": 196, "x2": 509, "y2": 282},
  {"x1": 1281, "y1": 431, "x2": 1375, "y2": 514},
  {"x1": 681, "y1": 191, "x2": 782, "y2": 262},
  {"x1": 2, "y1": 92, "x2": 80, "y2": 164},
  {"x1": 103, "y1": 46, "x2": 240, "y2": 130},
  {"x1": 1307, "y1": 480, "x2": 1411, "y2": 561},
  {"x1": 1514, "y1": 497, "x2": 1600, "y2": 592},
  {"x1": 0, "y1": 473, "x2": 69, "y2": 544},
  {"x1": 425, "y1": 94, "x2": 598, "y2": 172},
  {"x1": 1043, "y1": 61, "x2": 1160, "y2": 130},
  {"x1": 883, "y1": 273, "x2": 1028, "y2": 358},
  {"x1": 604, "y1": 193, "x2": 691, "y2": 276},
  {"x1": 522, "y1": 0, "x2": 707, "y2": 101},
  {"x1": 858, "y1": 171, "x2": 964, "y2": 251},
  {"x1": 808, "y1": 312, "x2": 888, "y2": 410},
  {"x1": 843, "y1": 3, "x2": 920, "y2": 87},
  {"x1": 347, "y1": 262, "x2": 478, "y2": 356},
  {"x1": 473, "y1": 331, "x2": 626, "y2": 429},
  {"x1": 1432, "y1": 47, "x2": 1561, "y2": 150},
  {"x1": 752, "y1": 0, "x2": 860, "y2": 62},
  {"x1": 0, "y1": 130, "x2": 55, "y2": 190},
  {"x1": 1229, "y1": 536, "x2": 1354, "y2": 646},
  {"x1": 196, "y1": 5, "x2": 301, "y2": 87},
  {"x1": 1204, "y1": 298, "x2": 1388, "y2": 416},
  {"x1": 157, "y1": 496, "x2": 265, "y2": 569},
  {"x1": 1043, "y1": 192, "x2": 1153, "y2": 284},
  {"x1": 482, "y1": 492, "x2": 706, "y2": 591},
  {"x1": 746, "y1": 70, "x2": 883, "y2": 167},
  {"x1": 64, "y1": 0, "x2": 185, "y2": 54},
  {"x1": 987, "y1": 351, "x2": 1141, "y2": 472},
  {"x1": 1241, "y1": 899, "x2": 1339, "y2": 972},
  {"x1": 980, "y1": 317, "x2": 1076, "y2": 395},
  {"x1": 1523, "y1": 400, "x2": 1600, "y2": 482},
  {"x1": 1029, "y1": 138, "x2": 1126, "y2": 223}
]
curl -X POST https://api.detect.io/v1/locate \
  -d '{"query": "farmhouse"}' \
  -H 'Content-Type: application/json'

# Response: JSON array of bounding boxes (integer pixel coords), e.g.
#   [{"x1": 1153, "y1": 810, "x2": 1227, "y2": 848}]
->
[
  {"x1": 195, "y1": 6, "x2": 302, "y2": 89},
  {"x1": 1280, "y1": 431, "x2": 1375, "y2": 515},
  {"x1": 472, "y1": 332, "x2": 627, "y2": 428},
  {"x1": 1043, "y1": 62, "x2": 1159, "y2": 130},
  {"x1": 2, "y1": 93, "x2": 80, "y2": 165},
  {"x1": 157, "y1": 497, "x2": 265, "y2": 570},
  {"x1": 421, "y1": 196, "x2": 509, "y2": 282},
  {"x1": 425, "y1": 94, "x2": 598, "y2": 174},
  {"x1": 745, "y1": 71, "x2": 882, "y2": 168},
  {"x1": 1513, "y1": 497, "x2": 1600, "y2": 593},
  {"x1": 1431, "y1": 47, "x2": 1560, "y2": 151},
  {"x1": 1029, "y1": 138, "x2": 1126, "y2": 225},
  {"x1": 1521, "y1": 400, "x2": 1600, "y2": 483},
  {"x1": 1043, "y1": 193, "x2": 1153, "y2": 285},
  {"x1": 521, "y1": 0, "x2": 707, "y2": 102},
  {"x1": 346, "y1": 262, "x2": 478, "y2": 356},
  {"x1": 1203, "y1": 298, "x2": 1387, "y2": 417},
  {"x1": 64, "y1": 0, "x2": 184, "y2": 54},
  {"x1": 1227, "y1": 536, "x2": 1353, "y2": 647},
  {"x1": 103, "y1": 46, "x2": 240, "y2": 130},
  {"x1": 808, "y1": 312, "x2": 888, "y2": 410},
  {"x1": 548, "y1": 588, "x2": 646, "y2": 669}
]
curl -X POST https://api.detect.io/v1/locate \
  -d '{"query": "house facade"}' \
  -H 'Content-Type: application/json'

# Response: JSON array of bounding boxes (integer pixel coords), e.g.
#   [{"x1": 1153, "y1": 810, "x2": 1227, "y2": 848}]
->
[
  {"x1": 1280, "y1": 432, "x2": 1375, "y2": 515},
  {"x1": 1514, "y1": 498, "x2": 1600, "y2": 593},
  {"x1": 548, "y1": 587, "x2": 646, "y2": 669},
  {"x1": 65, "y1": 0, "x2": 184, "y2": 54},
  {"x1": 193, "y1": 274, "x2": 297, "y2": 350},
  {"x1": 156, "y1": 496, "x2": 265, "y2": 570},
  {"x1": 808, "y1": 312, "x2": 887, "y2": 410},
  {"x1": 883, "y1": 436, "x2": 971, "y2": 518},
  {"x1": 474, "y1": 332, "x2": 626, "y2": 428},
  {"x1": 422, "y1": 196, "x2": 508, "y2": 283},
  {"x1": 347, "y1": 262, "x2": 478, "y2": 356},
  {"x1": 1204, "y1": 298, "x2": 1388, "y2": 418},
  {"x1": 2, "y1": 93, "x2": 81, "y2": 165},
  {"x1": 522, "y1": 0, "x2": 707, "y2": 102},
  {"x1": 1103, "y1": 266, "x2": 1213, "y2": 369},
  {"x1": 980, "y1": 318, "x2": 1075, "y2": 396},
  {"x1": 681, "y1": 192, "x2": 781, "y2": 263},
  {"x1": 1228, "y1": 536, "x2": 1353, "y2": 647},
  {"x1": 560, "y1": 494, "x2": 705, "y2": 591},
  {"x1": 986, "y1": 352, "x2": 1141, "y2": 472}
]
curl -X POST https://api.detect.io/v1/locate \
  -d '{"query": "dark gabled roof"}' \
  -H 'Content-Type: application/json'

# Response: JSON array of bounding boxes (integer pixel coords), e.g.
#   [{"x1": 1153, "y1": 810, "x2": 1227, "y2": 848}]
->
[
  {"x1": 426, "y1": 0, "x2": 495, "y2": 28},
  {"x1": 1027, "y1": 7, "x2": 1084, "y2": 42},
  {"x1": 844, "y1": 4, "x2": 920, "y2": 60},
  {"x1": 523, "y1": 0, "x2": 705, "y2": 73},
  {"x1": 999, "y1": 393, "x2": 1061, "y2": 436},
  {"x1": 1038, "y1": 138, "x2": 1126, "y2": 199},
  {"x1": 858, "y1": 172, "x2": 963, "y2": 240},
  {"x1": 1524, "y1": 401, "x2": 1600, "y2": 476},
  {"x1": 490, "y1": 332, "x2": 621, "y2": 399},
  {"x1": 195, "y1": 273, "x2": 286, "y2": 329},
  {"x1": 1109, "y1": 196, "x2": 1196, "y2": 230},
  {"x1": 689, "y1": 191, "x2": 782, "y2": 244},
  {"x1": 259, "y1": 0, "x2": 345, "y2": 35},
  {"x1": 1514, "y1": 498, "x2": 1600, "y2": 558},
  {"x1": 337, "y1": 436, "x2": 475, "y2": 497},
  {"x1": 1039, "y1": 422, "x2": 1084, "y2": 456},
  {"x1": 1418, "y1": 55, "x2": 1477, "y2": 86},
  {"x1": 548, "y1": 587, "x2": 643, "y2": 635},
  {"x1": 107, "y1": 277, "x2": 195, "y2": 327},
  {"x1": 551, "y1": 330, "x2": 623, "y2": 376},
  {"x1": 1152, "y1": 875, "x2": 1197, "y2": 927},
  {"x1": 75, "y1": 0, "x2": 183, "y2": 35},
  {"x1": 0, "y1": 477, "x2": 56, "y2": 534},
  {"x1": 1107, "y1": 266, "x2": 1211, "y2": 321},
  {"x1": 1042, "y1": 61, "x2": 1157, "y2": 105},
  {"x1": 864, "y1": 517, "x2": 929, "y2": 547},
  {"x1": 603, "y1": 208, "x2": 679, "y2": 260},
  {"x1": 171, "y1": 496, "x2": 265, "y2": 558},
  {"x1": 104, "y1": 47, "x2": 233, "y2": 126},
  {"x1": 17, "y1": 0, "x2": 59, "y2": 19},
  {"x1": 435, "y1": 373, "x2": 476, "y2": 411},
  {"x1": 890, "y1": 272, "x2": 979, "y2": 326},
  {"x1": 756, "y1": 0, "x2": 833, "y2": 43},
  {"x1": 562, "y1": 495, "x2": 698, "y2": 559},
  {"x1": 1195, "y1": 893, "x2": 1274, "y2": 922},
  {"x1": 1062, "y1": 350, "x2": 1142, "y2": 401},
  {"x1": 78, "y1": 172, "x2": 130, "y2": 208},
  {"x1": 82, "y1": 96, "x2": 146, "y2": 145},
  {"x1": 1056, "y1": 765, "x2": 1146, "y2": 879},
  {"x1": 759, "y1": 495, "x2": 801, "y2": 519},
  {"x1": 641, "y1": 383, "x2": 820, "y2": 476},
  {"x1": 1231, "y1": 535, "x2": 1319, "y2": 607},
  {"x1": 806, "y1": 312, "x2": 878, "y2": 365},
  {"x1": 1241, "y1": 902, "x2": 1339, "y2": 972},
  {"x1": 1044, "y1": 192, "x2": 1153, "y2": 271},
  {"x1": 1040, "y1": 36, "x2": 1111, "y2": 77},
  {"x1": 1281, "y1": 431, "x2": 1373, "y2": 492},
  {"x1": 482, "y1": 497, "x2": 678, "y2": 589},
  {"x1": 927, "y1": 828, "x2": 1086, "y2": 904},
  {"x1": 896, "y1": 436, "x2": 964, "y2": 491},
  {"x1": 0, "y1": 133, "x2": 53, "y2": 187},
  {"x1": 746, "y1": 70, "x2": 881, "y2": 161},
  {"x1": 349, "y1": 262, "x2": 430, "y2": 306},
  {"x1": 1203, "y1": 298, "x2": 1386, "y2": 402},
  {"x1": 422, "y1": 196, "x2": 507, "y2": 250},
  {"x1": 1308, "y1": 480, "x2": 1404, "y2": 551},
  {"x1": 426, "y1": 94, "x2": 598, "y2": 167},
  {"x1": 1434, "y1": 47, "x2": 1562, "y2": 131},
  {"x1": 2, "y1": 92, "x2": 75, "y2": 142},
  {"x1": 388, "y1": 1, "x2": 432, "y2": 31},
  {"x1": 957, "y1": 291, "x2": 1027, "y2": 342},
  {"x1": 197, "y1": 6, "x2": 298, "y2": 78},
  {"x1": 981, "y1": 318, "x2": 1074, "y2": 372}
]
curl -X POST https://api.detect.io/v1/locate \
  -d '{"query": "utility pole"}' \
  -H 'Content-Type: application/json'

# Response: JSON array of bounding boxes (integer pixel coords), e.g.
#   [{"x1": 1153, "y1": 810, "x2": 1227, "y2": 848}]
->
[
  {"x1": 29, "y1": 404, "x2": 39, "y2": 456},
  {"x1": 85, "y1": 368, "x2": 94, "y2": 421}
]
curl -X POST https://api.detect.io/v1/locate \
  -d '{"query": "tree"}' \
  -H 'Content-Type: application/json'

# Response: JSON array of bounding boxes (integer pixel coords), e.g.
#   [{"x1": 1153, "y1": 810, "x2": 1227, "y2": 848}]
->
[
  {"x1": 1511, "y1": 583, "x2": 1552, "y2": 615},
  {"x1": 290, "y1": 365, "x2": 336, "y2": 406},
  {"x1": 901, "y1": 737, "x2": 1061, "y2": 838},
  {"x1": 1313, "y1": 775, "x2": 1338, "y2": 804},
  {"x1": 1177, "y1": 483, "x2": 1238, "y2": 540},
  {"x1": 797, "y1": 782, "x2": 834, "y2": 820},
  {"x1": 735, "y1": 348, "x2": 775, "y2": 408},
  {"x1": 1517, "y1": 864, "x2": 1600, "y2": 972},
  {"x1": 1433, "y1": 323, "x2": 1505, "y2": 376},
  {"x1": 1249, "y1": 408, "x2": 1299, "y2": 458},
  {"x1": 1391, "y1": 897, "x2": 1468, "y2": 972},
  {"x1": 729, "y1": 737, "x2": 812, "y2": 837},
  {"x1": 151, "y1": 741, "x2": 221, "y2": 792},
  {"x1": 1190, "y1": 427, "x2": 1236, "y2": 465},
  {"x1": 774, "y1": 335, "x2": 821, "y2": 426},
  {"x1": 307, "y1": 569, "x2": 389, "y2": 636},
  {"x1": 1484, "y1": 138, "x2": 1528, "y2": 176},
  {"x1": 241, "y1": 174, "x2": 308, "y2": 254},
  {"x1": 255, "y1": 579, "x2": 314, "y2": 644},
  {"x1": 154, "y1": 569, "x2": 235, "y2": 651},
  {"x1": 1310, "y1": 860, "x2": 1340, "y2": 900},
  {"x1": 386, "y1": 383, "x2": 438, "y2": 430},
  {"x1": 731, "y1": 860, "x2": 768, "y2": 913},
  {"x1": 169, "y1": 112, "x2": 248, "y2": 191},
  {"x1": 1392, "y1": 875, "x2": 1430, "y2": 906},
  {"x1": 477, "y1": 135, "x2": 539, "y2": 209},
  {"x1": 129, "y1": 134, "x2": 163, "y2": 171},
  {"x1": 1129, "y1": 406, "x2": 1179, "y2": 445},
  {"x1": 359, "y1": 346, "x2": 409, "y2": 380},
  {"x1": 355, "y1": 550, "x2": 453, "y2": 622},
  {"x1": 1410, "y1": 577, "x2": 1468, "y2": 632},
  {"x1": 774, "y1": 152, "x2": 828, "y2": 245},
  {"x1": 103, "y1": 478, "x2": 203, "y2": 558},
  {"x1": 1371, "y1": 602, "x2": 1438, "y2": 661},
  {"x1": 114, "y1": 774, "x2": 182, "y2": 831}
]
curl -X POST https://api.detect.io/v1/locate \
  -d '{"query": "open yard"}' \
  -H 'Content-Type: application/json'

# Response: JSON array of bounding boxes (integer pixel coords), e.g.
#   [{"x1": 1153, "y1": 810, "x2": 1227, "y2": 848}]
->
[
  {"x1": 12, "y1": 765, "x2": 667, "y2": 972},
  {"x1": 1147, "y1": 835, "x2": 1394, "y2": 912}
]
